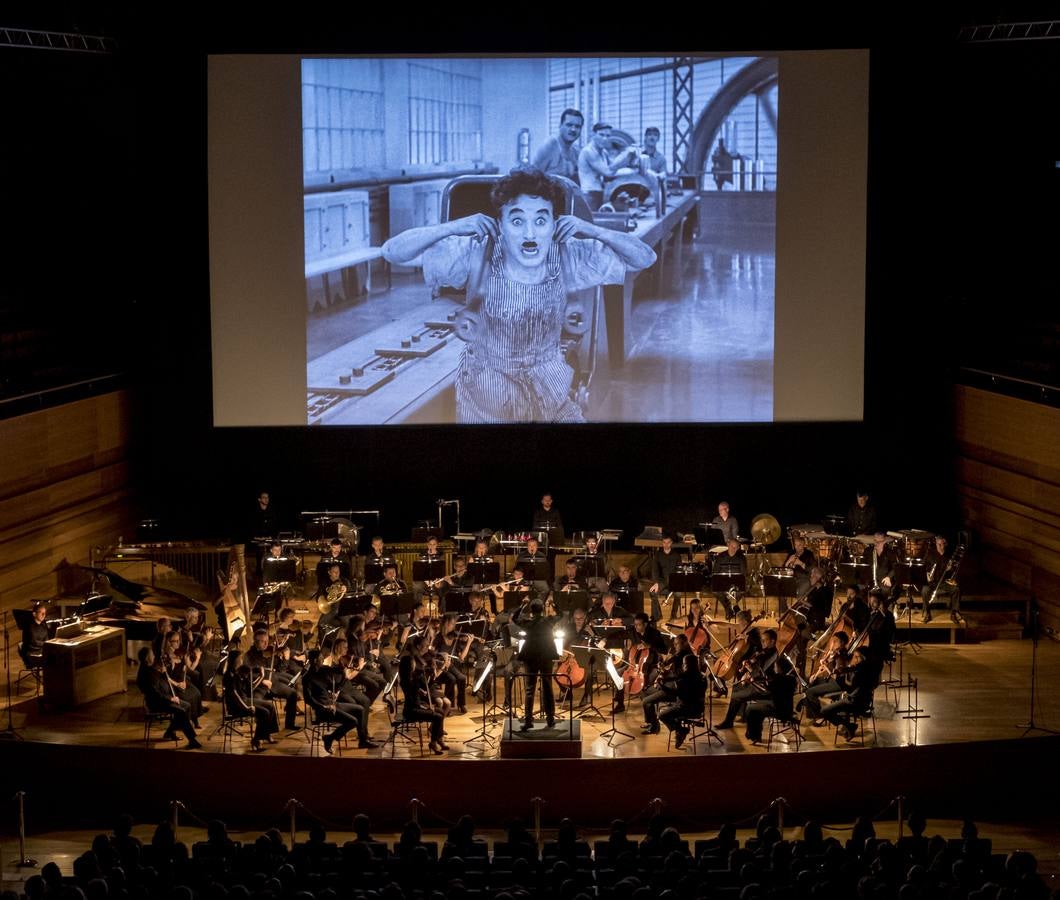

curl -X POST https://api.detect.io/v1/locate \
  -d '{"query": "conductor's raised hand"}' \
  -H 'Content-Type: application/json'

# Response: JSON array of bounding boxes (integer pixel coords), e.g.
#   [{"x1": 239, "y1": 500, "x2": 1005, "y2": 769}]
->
[{"x1": 448, "y1": 213, "x2": 499, "y2": 241}]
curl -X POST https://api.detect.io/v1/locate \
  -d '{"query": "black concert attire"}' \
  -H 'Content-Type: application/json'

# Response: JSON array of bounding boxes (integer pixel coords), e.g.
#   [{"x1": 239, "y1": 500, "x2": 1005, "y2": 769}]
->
[
  {"x1": 138, "y1": 663, "x2": 199, "y2": 742},
  {"x1": 642, "y1": 644, "x2": 693, "y2": 731},
  {"x1": 532, "y1": 506, "x2": 565, "y2": 544},
  {"x1": 658, "y1": 652, "x2": 707, "y2": 739},
  {"x1": 316, "y1": 551, "x2": 351, "y2": 587},
  {"x1": 743, "y1": 657, "x2": 797, "y2": 743},
  {"x1": 563, "y1": 620, "x2": 599, "y2": 706},
  {"x1": 577, "y1": 549, "x2": 608, "y2": 593},
  {"x1": 316, "y1": 575, "x2": 354, "y2": 640},
  {"x1": 865, "y1": 608, "x2": 897, "y2": 663},
  {"x1": 246, "y1": 644, "x2": 300, "y2": 729},
  {"x1": 847, "y1": 502, "x2": 879, "y2": 537},
  {"x1": 863, "y1": 544, "x2": 899, "y2": 595},
  {"x1": 803, "y1": 649, "x2": 852, "y2": 719},
  {"x1": 518, "y1": 613, "x2": 560, "y2": 728},
  {"x1": 803, "y1": 581, "x2": 835, "y2": 632},
  {"x1": 440, "y1": 570, "x2": 475, "y2": 613},
  {"x1": 326, "y1": 660, "x2": 372, "y2": 720},
  {"x1": 20, "y1": 618, "x2": 49, "y2": 667},
  {"x1": 347, "y1": 635, "x2": 387, "y2": 701},
  {"x1": 184, "y1": 623, "x2": 221, "y2": 699},
  {"x1": 608, "y1": 574, "x2": 638, "y2": 605},
  {"x1": 162, "y1": 650, "x2": 204, "y2": 726},
  {"x1": 717, "y1": 644, "x2": 778, "y2": 729},
  {"x1": 713, "y1": 550, "x2": 747, "y2": 618},
  {"x1": 710, "y1": 515, "x2": 740, "y2": 544},
  {"x1": 224, "y1": 666, "x2": 278, "y2": 743},
  {"x1": 650, "y1": 548, "x2": 683, "y2": 621},
  {"x1": 398, "y1": 651, "x2": 444, "y2": 743},
  {"x1": 785, "y1": 546, "x2": 816, "y2": 598},
  {"x1": 589, "y1": 603, "x2": 631, "y2": 638},
  {"x1": 303, "y1": 664, "x2": 367, "y2": 746},
  {"x1": 517, "y1": 549, "x2": 551, "y2": 598},
  {"x1": 433, "y1": 630, "x2": 468, "y2": 711},
  {"x1": 552, "y1": 572, "x2": 588, "y2": 603},
  {"x1": 820, "y1": 657, "x2": 882, "y2": 730},
  {"x1": 921, "y1": 545, "x2": 960, "y2": 621}
]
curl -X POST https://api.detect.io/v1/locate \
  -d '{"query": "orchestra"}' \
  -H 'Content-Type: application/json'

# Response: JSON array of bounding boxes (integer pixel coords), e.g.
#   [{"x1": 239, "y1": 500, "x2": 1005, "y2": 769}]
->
[{"x1": 19, "y1": 501, "x2": 969, "y2": 758}]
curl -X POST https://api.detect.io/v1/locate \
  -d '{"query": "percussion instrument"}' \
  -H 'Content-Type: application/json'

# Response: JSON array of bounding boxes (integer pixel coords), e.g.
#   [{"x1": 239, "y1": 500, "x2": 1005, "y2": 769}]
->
[
  {"x1": 897, "y1": 529, "x2": 934, "y2": 562},
  {"x1": 787, "y1": 523, "x2": 822, "y2": 541},
  {"x1": 763, "y1": 567, "x2": 798, "y2": 597},
  {"x1": 805, "y1": 532, "x2": 841, "y2": 565},
  {"x1": 749, "y1": 514, "x2": 782, "y2": 547}
]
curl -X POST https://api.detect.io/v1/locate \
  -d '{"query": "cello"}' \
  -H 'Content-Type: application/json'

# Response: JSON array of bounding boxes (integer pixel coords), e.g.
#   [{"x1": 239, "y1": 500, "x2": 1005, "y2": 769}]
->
[
  {"x1": 711, "y1": 612, "x2": 766, "y2": 681},
  {"x1": 623, "y1": 641, "x2": 651, "y2": 696},
  {"x1": 554, "y1": 650, "x2": 586, "y2": 689}
]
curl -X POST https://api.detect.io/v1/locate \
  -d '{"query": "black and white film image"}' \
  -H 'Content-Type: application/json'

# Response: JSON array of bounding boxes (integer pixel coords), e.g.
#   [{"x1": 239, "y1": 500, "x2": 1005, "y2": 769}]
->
[{"x1": 303, "y1": 57, "x2": 777, "y2": 425}]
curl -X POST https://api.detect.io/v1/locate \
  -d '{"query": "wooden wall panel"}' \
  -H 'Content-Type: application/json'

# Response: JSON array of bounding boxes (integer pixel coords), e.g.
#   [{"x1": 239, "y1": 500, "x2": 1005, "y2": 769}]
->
[
  {"x1": 954, "y1": 385, "x2": 1060, "y2": 628},
  {"x1": 0, "y1": 391, "x2": 137, "y2": 616}
]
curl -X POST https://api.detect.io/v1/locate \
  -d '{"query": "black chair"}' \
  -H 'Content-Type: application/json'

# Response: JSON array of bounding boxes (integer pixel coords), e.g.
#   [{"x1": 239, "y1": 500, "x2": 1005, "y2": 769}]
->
[
  {"x1": 214, "y1": 694, "x2": 255, "y2": 753},
  {"x1": 832, "y1": 702, "x2": 876, "y2": 746},
  {"x1": 143, "y1": 702, "x2": 179, "y2": 749},
  {"x1": 665, "y1": 715, "x2": 709, "y2": 752},
  {"x1": 16, "y1": 643, "x2": 44, "y2": 696},
  {"x1": 382, "y1": 699, "x2": 427, "y2": 757},
  {"x1": 766, "y1": 713, "x2": 803, "y2": 750}
]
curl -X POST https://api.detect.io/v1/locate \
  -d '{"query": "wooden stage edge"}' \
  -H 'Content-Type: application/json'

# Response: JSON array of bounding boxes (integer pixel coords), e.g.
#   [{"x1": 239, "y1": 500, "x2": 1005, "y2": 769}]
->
[{"x1": 4, "y1": 735, "x2": 1058, "y2": 832}]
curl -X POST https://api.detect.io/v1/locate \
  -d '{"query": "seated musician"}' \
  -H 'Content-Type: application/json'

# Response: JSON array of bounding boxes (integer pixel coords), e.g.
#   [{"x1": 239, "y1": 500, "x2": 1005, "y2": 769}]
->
[
  {"x1": 398, "y1": 634, "x2": 447, "y2": 754},
  {"x1": 374, "y1": 563, "x2": 408, "y2": 598},
  {"x1": 864, "y1": 588, "x2": 897, "y2": 663},
  {"x1": 316, "y1": 563, "x2": 352, "y2": 638},
  {"x1": 223, "y1": 650, "x2": 278, "y2": 752},
  {"x1": 581, "y1": 535, "x2": 608, "y2": 594},
  {"x1": 819, "y1": 648, "x2": 882, "y2": 740},
  {"x1": 321, "y1": 636, "x2": 375, "y2": 736},
  {"x1": 658, "y1": 637, "x2": 708, "y2": 749},
  {"x1": 802, "y1": 630, "x2": 851, "y2": 721},
  {"x1": 471, "y1": 539, "x2": 493, "y2": 563},
  {"x1": 161, "y1": 629, "x2": 206, "y2": 723},
  {"x1": 19, "y1": 602, "x2": 49, "y2": 668},
  {"x1": 302, "y1": 649, "x2": 372, "y2": 754},
  {"x1": 345, "y1": 615, "x2": 387, "y2": 702},
  {"x1": 801, "y1": 566, "x2": 835, "y2": 632},
  {"x1": 558, "y1": 607, "x2": 598, "y2": 708},
  {"x1": 608, "y1": 564, "x2": 638, "y2": 605},
  {"x1": 246, "y1": 626, "x2": 301, "y2": 731},
  {"x1": 360, "y1": 604, "x2": 397, "y2": 683},
  {"x1": 921, "y1": 535, "x2": 960, "y2": 623},
  {"x1": 865, "y1": 532, "x2": 899, "y2": 597},
  {"x1": 136, "y1": 646, "x2": 202, "y2": 749},
  {"x1": 590, "y1": 590, "x2": 631, "y2": 625},
  {"x1": 713, "y1": 539, "x2": 747, "y2": 619},
  {"x1": 467, "y1": 590, "x2": 495, "y2": 628},
  {"x1": 710, "y1": 501, "x2": 740, "y2": 544},
  {"x1": 152, "y1": 616, "x2": 174, "y2": 657},
  {"x1": 275, "y1": 609, "x2": 305, "y2": 662},
  {"x1": 315, "y1": 538, "x2": 349, "y2": 586},
  {"x1": 844, "y1": 584, "x2": 871, "y2": 634},
  {"x1": 617, "y1": 612, "x2": 669, "y2": 717},
  {"x1": 494, "y1": 565, "x2": 535, "y2": 622},
  {"x1": 641, "y1": 631, "x2": 694, "y2": 734},
  {"x1": 433, "y1": 613, "x2": 472, "y2": 714},
  {"x1": 648, "y1": 535, "x2": 682, "y2": 622},
  {"x1": 182, "y1": 608, "x2": 220, "y2": 699},
  {"x1": 552, "y1": 560, "x2": 587, "y2": 604},
  {"x1": 412, "y1": 537, "x2": 445, "y2": 604},
  {"x1": 517, "y1": 537, "x2": 550, "y2": 598},
  {"x1": 784, "y1": 534, "x2": 817, "y2": 596},
  {"x1": 366, "y1": 535, "x2": 389, "y2": 565},
  {"x1": 717, "y1": 628, "x2": 780, "y2": 729},
  {"x1": 743, "y1": 652, "x2": 797, "y2": 745},
  {"x1": 438, "y1": 556, "x2": 475, "y2": 613}
]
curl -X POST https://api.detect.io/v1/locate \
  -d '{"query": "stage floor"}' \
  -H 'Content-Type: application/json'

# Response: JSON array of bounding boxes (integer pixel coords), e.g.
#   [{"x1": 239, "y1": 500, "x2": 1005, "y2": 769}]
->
[{"x1": 6, "y1": 638, "x2": 1058, "y2": 759}]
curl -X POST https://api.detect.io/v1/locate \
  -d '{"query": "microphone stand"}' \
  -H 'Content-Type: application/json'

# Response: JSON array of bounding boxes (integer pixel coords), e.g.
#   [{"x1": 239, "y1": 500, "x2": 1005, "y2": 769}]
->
[
  {"x1": 1018, "y1": 599, "x2": 1058, "y2": 736},
  {"x1": 0, "y1": 610, "x2": 27, "y2": 741}
]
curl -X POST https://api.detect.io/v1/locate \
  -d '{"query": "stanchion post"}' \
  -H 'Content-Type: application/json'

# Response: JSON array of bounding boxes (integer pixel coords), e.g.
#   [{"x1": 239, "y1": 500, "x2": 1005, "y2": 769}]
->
[
  {"x1": 170, "y1": 800, "x2": 179, "y2": 840},
  {"x1": 287, "y1": 799, "x2": 297, "y2": 847},
  {"x1": 650, "y1": 797, "x2": 663, "y2": 819},
  {"x1": 896, "y1": 796, "x2": 905, "y2": 842},
  {"x1": 15, "y1": 791, "x2": 38, "y2": 868},
  {"x1": 776, "y1": 797, "x2": 786, "y2": 835},
  {"x1": 531, "y1": 797, "x2": 543, "y2": 844},
  {"x1": 409, "y1": 798, "x2": 421, "y2": 826}
]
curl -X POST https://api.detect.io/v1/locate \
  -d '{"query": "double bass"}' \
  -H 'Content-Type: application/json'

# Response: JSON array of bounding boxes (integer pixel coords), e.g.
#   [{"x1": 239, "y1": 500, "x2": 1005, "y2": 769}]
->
[{"x1": 554, "y1": 650, "x2": 586, "y2": 689}]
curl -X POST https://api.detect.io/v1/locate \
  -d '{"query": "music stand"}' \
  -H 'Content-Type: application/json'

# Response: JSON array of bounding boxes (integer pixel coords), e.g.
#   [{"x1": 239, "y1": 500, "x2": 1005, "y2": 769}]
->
[
  {"x1": 443, "y1": 589, "x2": 473, "y2": 614},
  {"x1": 599, "y1": 653, "x2": 634, "y2": 745},
  {"x1": 467, "y1": 561, "x2": 500, "y2": 585},
  {"x1": 573, "y1": 645, "x2": 609, "y2": 722},
  {"x1": 575, "y1": 556, "x2": 607, "y2": 580},
  {"x1": 251, "y1": 588, "x2": 280, "y2": 622},
  {"x1": 711, "y1": 573, "x2": 747, "y2": 593},
  {"x1": 378, "y1": 591, "x2": 417, "y2": 620},
  {"x1": 412, "y1": 560, "x2": 447, "y2": 582},
  {"x1": 516, "y1": 558, "x2": 550, "y2": 583},
  {"x1": 502, "y1": 591, "x2": 532, "y2": 613},
  {"x1": 338, "y1": 593, "x2": 372, "y2": 617},
  {"x1": 553, "y1": 590, "x2": 589, "y2": 616},
  {"x1": 364, "y1": 558, "x2": 396, "y2": 584},
  {"x1": 464, "y1": 659, "x2": 498, "y2": 751}
]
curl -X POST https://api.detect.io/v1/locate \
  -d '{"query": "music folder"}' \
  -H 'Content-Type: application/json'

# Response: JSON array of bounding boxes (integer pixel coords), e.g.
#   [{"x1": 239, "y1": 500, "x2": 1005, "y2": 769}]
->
[
  {"x1": 516, "y1": 558, "x2": 550, "y2": 582},
  {"x1": 553, "y1": 589, "x2": 589, "y2": 616},
  {"x1": 412, "y1": 560, "x2": 446, "y2": 581},
  {"x1": 467, "y1": 561, "x2": 500, "y2": 584}
]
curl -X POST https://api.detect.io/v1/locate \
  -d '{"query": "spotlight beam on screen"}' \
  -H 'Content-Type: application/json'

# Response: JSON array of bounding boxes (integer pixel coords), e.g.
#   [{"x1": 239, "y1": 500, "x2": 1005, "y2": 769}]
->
[{"x1": 207, "y1": 51, "x2": 868, "y2": 427}]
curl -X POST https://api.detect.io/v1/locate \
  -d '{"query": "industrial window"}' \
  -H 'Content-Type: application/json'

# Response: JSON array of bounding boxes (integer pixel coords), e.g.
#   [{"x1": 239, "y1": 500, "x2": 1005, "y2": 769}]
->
[
  {"x1": 407, "y1": 60, "x2": 483, "y2": 166},
  {"x1": 301, "y1": 58, "x2": 385, "y2": 176}
]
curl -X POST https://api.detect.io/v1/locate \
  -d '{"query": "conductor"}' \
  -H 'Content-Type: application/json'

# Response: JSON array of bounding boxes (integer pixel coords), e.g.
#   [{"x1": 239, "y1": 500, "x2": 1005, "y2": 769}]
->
[{"x1": 518, "y1": 600, "x2": 559, "y2": 731}]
